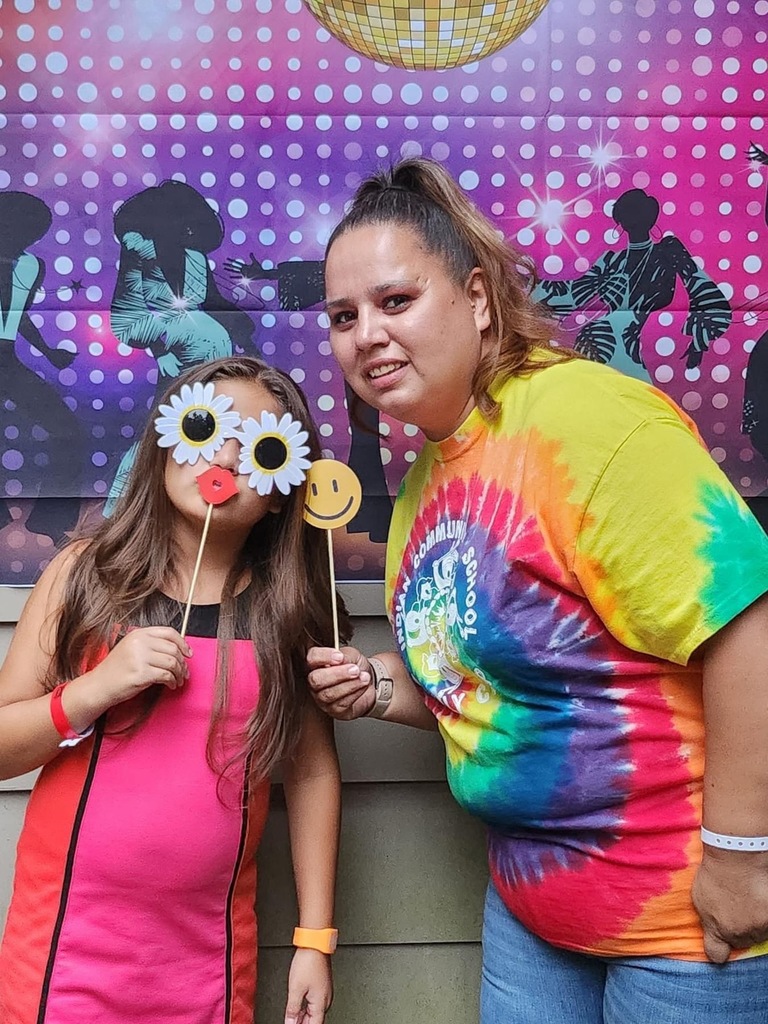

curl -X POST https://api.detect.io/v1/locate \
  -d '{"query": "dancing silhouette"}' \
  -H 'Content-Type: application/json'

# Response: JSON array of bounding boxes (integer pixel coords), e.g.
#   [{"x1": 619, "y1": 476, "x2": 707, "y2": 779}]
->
[
  {"x1": 535, "y1": 188, "x2": 732, "y2": 382},
  {"x1": 0, "y1": 191, "x2": 82, "y2": 539},
  {"x1": 105, "y1": 180, "x2": 256, "y2": 512}
]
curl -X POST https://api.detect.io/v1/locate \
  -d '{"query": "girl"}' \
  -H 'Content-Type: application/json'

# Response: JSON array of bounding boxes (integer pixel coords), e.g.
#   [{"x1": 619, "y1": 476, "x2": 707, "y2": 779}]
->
[{"x1": 0, "y1": 357, "x2": 346, "y2": 1024}]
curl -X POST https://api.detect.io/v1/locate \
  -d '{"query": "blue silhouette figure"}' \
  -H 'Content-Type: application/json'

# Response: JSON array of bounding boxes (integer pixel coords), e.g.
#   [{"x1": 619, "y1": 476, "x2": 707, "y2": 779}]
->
[{"x1": 105, "y1": 181, "x2": 256, "y2": 513}]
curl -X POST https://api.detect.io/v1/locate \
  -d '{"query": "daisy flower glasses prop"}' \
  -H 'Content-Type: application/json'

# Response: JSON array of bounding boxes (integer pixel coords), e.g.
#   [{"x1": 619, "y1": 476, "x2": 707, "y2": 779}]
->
[{"x1": 303, "y1": 459, "x2": 362, "y2": 649}]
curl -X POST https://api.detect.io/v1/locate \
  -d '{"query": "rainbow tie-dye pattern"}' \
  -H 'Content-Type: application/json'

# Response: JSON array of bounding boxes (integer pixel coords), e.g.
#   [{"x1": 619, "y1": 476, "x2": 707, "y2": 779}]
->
[{"x1": 386, "y1": 357, "x2": 768, "y2": 960}]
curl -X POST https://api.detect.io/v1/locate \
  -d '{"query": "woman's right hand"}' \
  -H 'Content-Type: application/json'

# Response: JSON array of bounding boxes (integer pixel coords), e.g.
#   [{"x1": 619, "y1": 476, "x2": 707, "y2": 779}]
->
[
  {"x1": 306, "y1": 646, "x2": 376, "y2": 721},
  {"x1": 86, "y1": 627, "x2": 192, "y2": 710}
]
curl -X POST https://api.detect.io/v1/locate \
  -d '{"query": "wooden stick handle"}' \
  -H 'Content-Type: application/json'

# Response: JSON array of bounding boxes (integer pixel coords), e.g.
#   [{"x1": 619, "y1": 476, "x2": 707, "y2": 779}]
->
[
  {"x1": 327, "y1": 528, "x2": 340, "y2": 650},
  {"x1": 180, "y1": 502, "x2": 214, "y2": 639}
]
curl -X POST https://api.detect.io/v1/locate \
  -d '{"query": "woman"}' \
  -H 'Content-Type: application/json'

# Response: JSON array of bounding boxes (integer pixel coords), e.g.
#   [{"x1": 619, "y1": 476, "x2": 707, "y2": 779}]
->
[{"x1": 307, "y1": 158, "x2": 768, "y2": 1023}]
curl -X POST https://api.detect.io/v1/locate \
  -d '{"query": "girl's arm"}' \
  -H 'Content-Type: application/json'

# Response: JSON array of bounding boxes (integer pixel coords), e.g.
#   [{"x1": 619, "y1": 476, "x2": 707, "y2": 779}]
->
[
  {"x1": 0, "y1": 547, "x2": 96, "y2": 780},
  {"x1": 282, "y1": 700, "x2": 341, "y2": 1024},
  {"x1": 307, "y1": 645, "x2": 437, "y2": 730},
  {"x1": 0, "y1": 547, "x2": 190, "y2": 781},
  {"x1": 692, "y1": 593, "x2": 768, "y2": 962}
]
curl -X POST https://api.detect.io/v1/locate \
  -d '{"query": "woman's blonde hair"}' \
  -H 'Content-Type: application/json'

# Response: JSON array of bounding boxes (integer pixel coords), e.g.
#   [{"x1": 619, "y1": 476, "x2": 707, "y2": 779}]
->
[{"x1": 326, "y1": 157, "x2": 574, "y2": 420}]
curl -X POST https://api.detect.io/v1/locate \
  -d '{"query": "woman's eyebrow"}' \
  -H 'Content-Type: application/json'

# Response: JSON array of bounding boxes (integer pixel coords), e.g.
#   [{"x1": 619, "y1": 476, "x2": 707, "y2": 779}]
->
[{"x1": 325, "y1": 280, "x2": 415, "y2": 311}]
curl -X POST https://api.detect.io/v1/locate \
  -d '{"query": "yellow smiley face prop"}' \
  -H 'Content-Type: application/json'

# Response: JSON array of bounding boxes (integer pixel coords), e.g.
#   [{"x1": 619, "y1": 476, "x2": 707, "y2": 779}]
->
[{"x1": 303, "y1": 459, "x2": 362, "y2": 530}]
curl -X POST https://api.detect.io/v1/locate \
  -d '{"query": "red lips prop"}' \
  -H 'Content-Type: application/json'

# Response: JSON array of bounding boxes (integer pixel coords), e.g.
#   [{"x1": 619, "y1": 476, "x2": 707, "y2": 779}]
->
[{"x1": 196, "y1": 466, "x2": 239, "y2": 505}]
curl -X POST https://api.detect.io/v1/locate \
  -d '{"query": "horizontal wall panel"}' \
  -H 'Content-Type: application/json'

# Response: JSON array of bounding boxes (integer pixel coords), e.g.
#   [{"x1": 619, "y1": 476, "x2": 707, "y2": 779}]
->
[
  {"x1": 1, "y1": 783, "x2": 487, "y2": 945},
  {"x1": 0, "y1": 793, "x2": 29, "y2": 930},
  {"x1": 256, "y1": 943, "x2": 482, "y2": 1024},
  {"x1": 258, "y1": 782, "x2": 487, "y2": 947}
]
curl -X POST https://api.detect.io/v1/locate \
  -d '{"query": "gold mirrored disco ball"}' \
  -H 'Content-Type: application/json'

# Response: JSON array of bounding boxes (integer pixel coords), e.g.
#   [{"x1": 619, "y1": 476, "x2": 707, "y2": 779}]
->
[{"x1": 304, "y1": 0, "x2": 550, "y2": 71}]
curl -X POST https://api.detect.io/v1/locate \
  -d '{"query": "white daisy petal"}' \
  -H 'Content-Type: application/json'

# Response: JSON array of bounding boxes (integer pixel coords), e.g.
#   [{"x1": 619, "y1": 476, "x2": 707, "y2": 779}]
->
[
  {"x1": 282, "y1": 464, "x2": 307, "y2": 486},
  {"x1": 257, "y1": 473, "x2": 274, "y2": 496},
  {"x1": 174, "y1": 444, "x2": 201, "y2": 466},
  {"x1": 210, "y1": 394, "x2": 235, "y2": 414}
]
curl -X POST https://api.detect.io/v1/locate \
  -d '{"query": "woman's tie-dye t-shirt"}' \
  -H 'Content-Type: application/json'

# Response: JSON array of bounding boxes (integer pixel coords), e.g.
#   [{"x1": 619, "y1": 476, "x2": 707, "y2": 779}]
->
[{"x1": 385, "y1": 357, "x2": 768, "y2": 960}]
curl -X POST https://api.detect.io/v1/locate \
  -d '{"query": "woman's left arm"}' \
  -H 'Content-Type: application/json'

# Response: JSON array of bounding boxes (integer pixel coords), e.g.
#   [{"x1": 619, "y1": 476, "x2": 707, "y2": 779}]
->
[
  {"x1": 693, "y1": 592, "x2": 768, "y2": 963},
  {"x1": 282, "y1": 700, "x2": 341, "y2": 1023}
]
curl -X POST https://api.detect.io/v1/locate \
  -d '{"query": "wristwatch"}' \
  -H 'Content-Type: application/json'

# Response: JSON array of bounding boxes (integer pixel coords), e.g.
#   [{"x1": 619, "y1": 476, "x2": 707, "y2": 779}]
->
[
  {"x1": 292, "y1": 926, "x2": 339, "y2": 954},
  {"x1": 366, "y1": 657, "x2": 394, "y2": 720}
]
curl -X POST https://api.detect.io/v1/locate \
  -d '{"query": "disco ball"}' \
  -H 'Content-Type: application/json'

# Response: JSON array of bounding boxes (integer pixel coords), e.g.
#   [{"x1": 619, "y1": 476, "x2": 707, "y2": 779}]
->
[{"x1": 303, "y1": 0, "x2": 550, "y2": 71}]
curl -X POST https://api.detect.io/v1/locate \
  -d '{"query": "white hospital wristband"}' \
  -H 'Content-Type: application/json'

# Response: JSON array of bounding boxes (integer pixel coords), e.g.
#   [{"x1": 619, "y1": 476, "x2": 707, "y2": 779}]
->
[{"x1": 701, "y1": 827, "x2": 768, "y2": 852}]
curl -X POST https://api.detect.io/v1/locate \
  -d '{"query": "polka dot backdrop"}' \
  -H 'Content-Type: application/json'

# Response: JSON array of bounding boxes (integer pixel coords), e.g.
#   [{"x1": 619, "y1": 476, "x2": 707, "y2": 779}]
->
[{"x1": 0, "y1": 0, "x2": 767, "y2": 581}]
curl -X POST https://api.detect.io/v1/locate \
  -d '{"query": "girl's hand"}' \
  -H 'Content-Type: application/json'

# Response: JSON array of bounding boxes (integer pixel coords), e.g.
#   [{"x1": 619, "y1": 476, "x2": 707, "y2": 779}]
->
[
  {"x1": 86, "y1": 627, "x2": 192, "y2": 710},
  {"x1": 306, "y1": 646, "x2": 375, "y2": 721},
  {"x1": 284, "y1": 948, "x2": 333, "y2": 1024}
]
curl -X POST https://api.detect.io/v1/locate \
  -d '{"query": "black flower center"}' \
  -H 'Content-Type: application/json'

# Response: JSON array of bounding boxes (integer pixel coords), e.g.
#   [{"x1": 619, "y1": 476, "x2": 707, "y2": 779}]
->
[
  {"x1": 254, "y1": 435, "x2": 287, "y2": 471},
  {"x1": 182, "y1": 408, "x2": 216, "y2": 443}
]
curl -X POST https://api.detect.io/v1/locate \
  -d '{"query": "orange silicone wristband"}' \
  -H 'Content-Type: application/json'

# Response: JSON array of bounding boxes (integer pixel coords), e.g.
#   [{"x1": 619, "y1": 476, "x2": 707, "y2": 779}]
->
[{"x1": 292, "y1": 927, "x2": 338, "y2": 954}]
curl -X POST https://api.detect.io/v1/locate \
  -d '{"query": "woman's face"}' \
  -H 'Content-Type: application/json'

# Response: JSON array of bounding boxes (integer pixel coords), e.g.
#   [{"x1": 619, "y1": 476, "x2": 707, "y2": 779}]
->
[{"x1": 325, "y1": 224, "x2": 491, "y2": 441}]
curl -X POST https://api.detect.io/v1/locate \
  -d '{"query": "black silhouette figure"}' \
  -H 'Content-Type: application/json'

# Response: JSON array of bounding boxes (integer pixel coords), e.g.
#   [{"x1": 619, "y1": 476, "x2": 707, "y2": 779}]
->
[
  {"x1": 0, "y1": 191, "x2": 82, "y2": 540},
  {"x1": 225, "y1": 253, "x2": 393, "y2": 542},
  {"x1": 225, "y1": 253, "x2": 325, "y2": 312},
  {"x1": 106, "y1": 181, "x2": 257, "y2": 512},
  {"x1": 742, "y1": 143, "x2": 768, "y2": 465},
  {"x1": 535, "y1": 188, "x2": 732, "y2": 382}
]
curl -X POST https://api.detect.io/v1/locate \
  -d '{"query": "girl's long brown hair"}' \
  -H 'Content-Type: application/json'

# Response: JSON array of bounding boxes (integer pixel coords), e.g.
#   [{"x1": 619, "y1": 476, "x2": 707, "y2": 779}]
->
[
  {"x1": 326, "y1": 157, "x2": 577, "y2": 421},
  {"x1": 50, "y1": 357, "x2": 349, "y2": 782}
]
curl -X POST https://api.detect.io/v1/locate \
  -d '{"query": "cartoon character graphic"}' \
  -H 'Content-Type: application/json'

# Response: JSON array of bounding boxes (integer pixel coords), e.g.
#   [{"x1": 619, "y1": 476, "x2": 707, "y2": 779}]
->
[
  {"x1": 535, "y1": 188, "x2": 732, "y2": 382},
  {"x1": 742, "y1": 142, "x2": 768, "y2": 470},
  {"x1": 105, "y1": 181, "x2": 256, "y2": 512},
  {"x1": 0, "y1": 191, "x2": 81, "y2": 540},
  {"x1": 405, "y1": 546, "x2": 466, "y2": 702}
]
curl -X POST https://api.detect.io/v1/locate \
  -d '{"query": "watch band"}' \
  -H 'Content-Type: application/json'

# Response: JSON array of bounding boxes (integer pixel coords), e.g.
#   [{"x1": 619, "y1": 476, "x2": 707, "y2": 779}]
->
[
  {"x1": 366, "y1": 657, "x2": 394, "y2": 720},
  {"x1": 292, "y1": 926, "x2": 339, "y2": 954}
]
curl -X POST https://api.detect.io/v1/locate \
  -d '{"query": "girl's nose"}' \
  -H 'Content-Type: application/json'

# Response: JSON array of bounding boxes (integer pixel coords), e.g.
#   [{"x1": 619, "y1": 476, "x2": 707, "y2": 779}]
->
[{"x1": 211, "y1": 436, "x2": 240, "y2": 471}]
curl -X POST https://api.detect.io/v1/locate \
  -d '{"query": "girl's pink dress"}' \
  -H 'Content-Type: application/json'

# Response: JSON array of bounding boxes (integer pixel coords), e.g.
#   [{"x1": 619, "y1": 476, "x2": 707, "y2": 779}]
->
[{"x1": 0, "y1": 617, "x2": 270, "y2": 1024}]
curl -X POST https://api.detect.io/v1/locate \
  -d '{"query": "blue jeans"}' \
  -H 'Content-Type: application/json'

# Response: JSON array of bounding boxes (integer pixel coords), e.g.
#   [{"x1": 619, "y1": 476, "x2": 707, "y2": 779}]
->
[{"x1": 481, "y1": 880, "x2": 768, "y2": 1024}]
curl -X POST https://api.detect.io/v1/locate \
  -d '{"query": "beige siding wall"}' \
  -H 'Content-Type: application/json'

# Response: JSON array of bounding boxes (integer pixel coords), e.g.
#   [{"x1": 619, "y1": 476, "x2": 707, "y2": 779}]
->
[{"x1": 0, "y1": 587, "x2": 485, "y2": 1022}]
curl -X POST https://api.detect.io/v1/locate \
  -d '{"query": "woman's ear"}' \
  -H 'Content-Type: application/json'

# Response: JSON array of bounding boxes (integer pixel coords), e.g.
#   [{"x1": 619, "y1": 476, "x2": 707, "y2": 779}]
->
[{"x1": 466, "y1": 268, "x2": 491, "y2": 333}]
